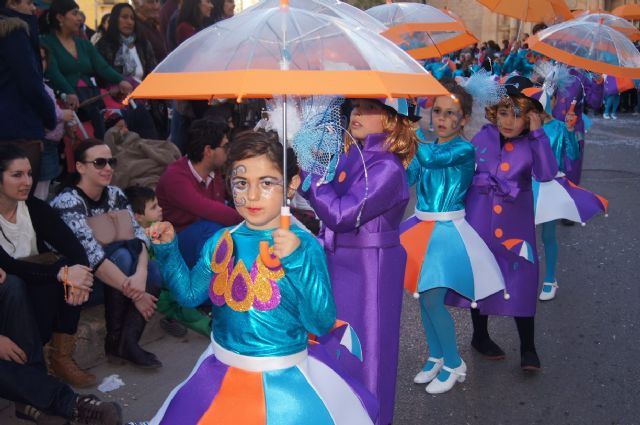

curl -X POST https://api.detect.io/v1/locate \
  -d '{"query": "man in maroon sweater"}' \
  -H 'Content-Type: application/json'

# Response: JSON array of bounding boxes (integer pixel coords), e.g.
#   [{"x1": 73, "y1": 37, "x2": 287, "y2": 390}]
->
[{"x1": 156, "y1": 118, "x2": 242, "y2": 266}]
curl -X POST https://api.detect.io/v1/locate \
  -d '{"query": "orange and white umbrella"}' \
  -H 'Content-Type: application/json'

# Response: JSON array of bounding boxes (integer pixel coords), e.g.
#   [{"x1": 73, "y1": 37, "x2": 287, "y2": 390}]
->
[
  {"x1": 365, "y1": 2, "x2": 478, "y2": 60},
  {"x1": 130, "y1": 3, "x2": 447, "y2": 102},
  {"x1": 612, "y1": 3, "x2": 640, "y2": 21},
  {"x1": 476, "y1": 0, "x2": 573, "y2": 23},
  {"x1": 527, "y1": 19, "x2": 640, "y2": 79},
  {"x1": 129, "y1": 0, "x2": 447, "y2": 251},
  {"x1": 576, "y1": 13, "x2": 640, "y2": 41}
]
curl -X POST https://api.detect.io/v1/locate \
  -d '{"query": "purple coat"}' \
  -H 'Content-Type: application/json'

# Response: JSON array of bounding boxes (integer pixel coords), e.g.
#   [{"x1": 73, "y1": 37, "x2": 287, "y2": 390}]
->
[
  {"x1": 552, "y1": 68, "x2": 603, "y2": 183},
  {"x1": 447, "y1": 125, "x2": 558, "y2": 317},
  {"x1": 300, "y1": 133, "x2": 409, "y2": 425}
]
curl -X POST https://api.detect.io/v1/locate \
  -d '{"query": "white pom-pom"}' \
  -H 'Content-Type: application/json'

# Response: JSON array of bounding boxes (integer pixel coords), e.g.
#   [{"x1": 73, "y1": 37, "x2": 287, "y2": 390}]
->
[
  {"x1": 413, "y1": 292, "x2": 419, "y2": 299},
  {"x1": 605, "y1": 214, "x2": 609, "y2": 218},
  {"x1": 581, "y1": 222, "x2": 586, "y2": 227},
  {"x1": 471, "y1": 301, "x2": 478, "y2": 309},
  {"x1": 504, "y1": 292, "x2": 511, "y2": 300}
]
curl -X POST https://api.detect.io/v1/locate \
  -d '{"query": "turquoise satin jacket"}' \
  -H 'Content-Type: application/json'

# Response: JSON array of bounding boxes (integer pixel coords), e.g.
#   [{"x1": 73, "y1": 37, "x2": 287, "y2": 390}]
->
[
  {"x1": 407, "y1": 136, "x2": 476, "y2": 213},
  {"x1": 542, "y1": 119, "x2": 579, "y2": 171},
  {"x1": 153, "y1": 223, "x2": 336, "y2": 357}
]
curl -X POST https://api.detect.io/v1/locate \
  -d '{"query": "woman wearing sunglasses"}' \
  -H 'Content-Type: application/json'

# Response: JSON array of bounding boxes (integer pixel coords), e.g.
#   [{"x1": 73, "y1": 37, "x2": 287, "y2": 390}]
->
[{"x1": 51, "y1": 139, "x2": 163, "y2": 369}]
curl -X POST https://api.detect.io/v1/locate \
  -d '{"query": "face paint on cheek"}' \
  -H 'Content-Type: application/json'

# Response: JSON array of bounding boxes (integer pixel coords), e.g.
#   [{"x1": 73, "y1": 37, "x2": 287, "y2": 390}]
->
[
  {"x1": 260, "y1": 178, "x2": 284, "y2": 200},
  {"x1": 449, "y1": 114, "x2": 462, "y2": 131},
  {"x1": 233, "y1": 190, "x2": 247, "y2": 207}
]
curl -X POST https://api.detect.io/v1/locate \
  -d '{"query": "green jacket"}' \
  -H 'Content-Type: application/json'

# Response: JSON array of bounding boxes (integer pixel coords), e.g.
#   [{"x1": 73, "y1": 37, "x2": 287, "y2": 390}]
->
[{"x1": 40, "y1": 33, "x2": 123, "y2": 95}]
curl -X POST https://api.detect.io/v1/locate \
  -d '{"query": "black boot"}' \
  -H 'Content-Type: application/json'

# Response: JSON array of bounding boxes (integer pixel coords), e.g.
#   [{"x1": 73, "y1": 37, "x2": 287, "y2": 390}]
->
[
  {"x1": 116, "y1": 302, "x2": 162, "y2": 369},
  {"x1": 103, "y1": 286, "x2": 161, "y2": 369},
  {"x1": 515, "y1": 316, "x2": 541, "y2": 371},
  {"x1": 470, "y1": 309, "x2": 506, "y2": 359},
  {"x1": 103, "y1": 286, "x2": 128, "y2": 359}
]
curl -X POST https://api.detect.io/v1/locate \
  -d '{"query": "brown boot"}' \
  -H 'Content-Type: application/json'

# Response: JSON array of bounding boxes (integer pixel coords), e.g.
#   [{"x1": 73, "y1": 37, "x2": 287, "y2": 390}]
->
[{"x1": 48, "y1": 333, "x2": 97, "y2": 388}]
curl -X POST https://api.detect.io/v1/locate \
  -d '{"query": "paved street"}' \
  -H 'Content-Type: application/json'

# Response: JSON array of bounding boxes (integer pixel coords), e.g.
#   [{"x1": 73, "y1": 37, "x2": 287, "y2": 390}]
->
[{"x1": 2, "y1": 114, "x2": 639, "y2": 425}]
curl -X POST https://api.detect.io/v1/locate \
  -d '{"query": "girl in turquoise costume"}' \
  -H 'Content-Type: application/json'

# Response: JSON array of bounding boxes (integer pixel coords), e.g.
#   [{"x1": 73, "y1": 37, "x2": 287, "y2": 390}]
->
[
  {"x1": 522, "y1": 85, "x2": 608, "y2": 301},
  {"x1": 400, "y1": 79, "x2": 505, "y2": 395},
  {"x1": 145, "y1": 132, "x2": 377, "y2": 425}
]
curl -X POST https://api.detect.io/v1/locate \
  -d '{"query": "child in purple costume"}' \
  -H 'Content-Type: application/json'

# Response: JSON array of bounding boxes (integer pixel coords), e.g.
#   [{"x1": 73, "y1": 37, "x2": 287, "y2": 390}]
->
[
  {"x1": 300, "y1": 99, "x2": 418, "y2": 425},
  {"x1": 447, "y1": 78, "x2": 558, "y2": 370}
]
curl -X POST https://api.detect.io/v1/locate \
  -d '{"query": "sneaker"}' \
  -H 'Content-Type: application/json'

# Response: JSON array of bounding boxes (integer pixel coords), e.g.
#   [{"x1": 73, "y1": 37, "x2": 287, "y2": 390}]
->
[
  {"x1": 611, "y1": 114, "x2": 617, "y2": 120},
  {"x1": 73, "y1": 395, "x2": 122, "y2": 425},
  {"x1": 603, "y1": 113, "x2": 610, "y2": 119},
  {"x1": 160, "y1": 317, "x2": 188, "y2": 338},
  {"x1": 14, "y1": 403, "x2": 68, "y2": 425}
]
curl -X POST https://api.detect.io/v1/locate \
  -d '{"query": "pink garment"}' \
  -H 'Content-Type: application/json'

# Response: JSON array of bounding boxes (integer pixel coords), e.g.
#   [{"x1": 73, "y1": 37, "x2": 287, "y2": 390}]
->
[{"x1": 43, "y1": 83, "x2": 65, "y2": 141}]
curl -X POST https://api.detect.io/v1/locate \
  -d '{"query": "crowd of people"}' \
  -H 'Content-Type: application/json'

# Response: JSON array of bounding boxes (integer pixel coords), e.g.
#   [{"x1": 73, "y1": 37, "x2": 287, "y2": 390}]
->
[{"x1": 0, "y1": 0, "x2": 627, "y2": 423}]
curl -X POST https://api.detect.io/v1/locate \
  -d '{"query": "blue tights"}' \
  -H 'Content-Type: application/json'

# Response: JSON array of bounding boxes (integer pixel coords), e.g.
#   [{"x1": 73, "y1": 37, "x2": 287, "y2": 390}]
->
[
  {"x1": 419, "y1": 287, "x2": 461, "y2": 380},
  {"x1": 541, "y1": 220, "x2": 558, "y2": 283}
]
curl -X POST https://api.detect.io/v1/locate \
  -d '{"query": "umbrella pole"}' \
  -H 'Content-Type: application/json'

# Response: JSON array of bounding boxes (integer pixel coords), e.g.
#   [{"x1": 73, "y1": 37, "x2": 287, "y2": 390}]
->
[
  {"x1": 282, "y1": 96, "x2": 288, "y2": 208},
  {"x1": 280, "y1": 96, "x2": 291, "y2": 229}
]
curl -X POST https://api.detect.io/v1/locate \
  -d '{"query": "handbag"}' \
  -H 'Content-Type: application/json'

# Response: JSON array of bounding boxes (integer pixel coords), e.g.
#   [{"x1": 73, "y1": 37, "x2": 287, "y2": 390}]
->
[{"x1": 86, "y1": 210, "x2": 135, "y2": 246}]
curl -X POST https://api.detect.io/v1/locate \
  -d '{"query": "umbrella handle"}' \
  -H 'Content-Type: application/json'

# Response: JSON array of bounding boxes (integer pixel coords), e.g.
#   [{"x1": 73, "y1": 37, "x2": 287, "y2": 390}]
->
[
  {"x1": 567, "y1": 100, "x2": 577, "y2": 127},
  {"x1": 259, "y1": 207, "x2": 291, "y2": 268}
]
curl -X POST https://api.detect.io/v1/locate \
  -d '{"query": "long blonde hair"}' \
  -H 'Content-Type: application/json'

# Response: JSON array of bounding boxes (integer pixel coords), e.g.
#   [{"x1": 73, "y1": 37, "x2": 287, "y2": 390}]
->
[{"x1": 344, "y1": 107, "x2": 419, "y2": 168}]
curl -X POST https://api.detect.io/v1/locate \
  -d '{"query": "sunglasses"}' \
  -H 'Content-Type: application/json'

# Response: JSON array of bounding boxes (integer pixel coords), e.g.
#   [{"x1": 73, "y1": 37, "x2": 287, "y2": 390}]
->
[{"x1": 82, "y1": 157, "x2": 118, "y2": 169}]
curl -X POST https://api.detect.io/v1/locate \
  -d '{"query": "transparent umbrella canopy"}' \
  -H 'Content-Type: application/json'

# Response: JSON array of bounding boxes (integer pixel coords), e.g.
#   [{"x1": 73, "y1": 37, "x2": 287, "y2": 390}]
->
[
  {"x1": 576, "y1": 13, "x2": 640, "y2": 42},
  {"x1": 527, "y1": 19, "x2": 640, "y2": 79},
  {"x1": 245, "y1": 0, "x2": 387, "y2": 33},
  {"x1": 365, "y1": 2, "x2": 478, "y2": 59},
  {"x1": 131, "y1": 4, "x2": 445, "y2": 101},
  {"x1": 129, "y1": 1, "x2": 447, "y2": 246}
]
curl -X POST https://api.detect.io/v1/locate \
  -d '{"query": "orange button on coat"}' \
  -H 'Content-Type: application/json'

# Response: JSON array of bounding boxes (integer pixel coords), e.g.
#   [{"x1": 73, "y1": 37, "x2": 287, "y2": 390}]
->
[
  {"x1": 493, "y1": 205, "x2": 503, "y2": 214},
  {"x1": 504, "y1": 142, "x2": 514, "y2": 152},
  {"x1": 499, "y1": 162, "x2": 510, "y2": 172},
  {"x1": 494, "y1": 228, "x2": 503, "y2": 238}
]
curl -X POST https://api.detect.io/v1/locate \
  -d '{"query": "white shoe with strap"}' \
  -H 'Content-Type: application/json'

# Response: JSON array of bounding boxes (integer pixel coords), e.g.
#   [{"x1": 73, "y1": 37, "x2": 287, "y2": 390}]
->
[
  {"x1": 425, "y1": 359, "x2": 467, "y2": 394},
  {"x1": 539, "y1": 281, "x2": 558, "y2": 301},
  {"x1": 413, "y1": 357, "x2": 444, "y2": 384}
]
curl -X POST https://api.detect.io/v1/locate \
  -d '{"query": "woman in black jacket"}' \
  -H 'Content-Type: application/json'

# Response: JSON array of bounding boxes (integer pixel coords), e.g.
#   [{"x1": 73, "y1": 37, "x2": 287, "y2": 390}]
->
[
  {"x1": 0, "y1": 143, "x2": 96, "y2": 388},
  {"x1": 96, "y1": 2, "x2": 164, "y2": 138}
]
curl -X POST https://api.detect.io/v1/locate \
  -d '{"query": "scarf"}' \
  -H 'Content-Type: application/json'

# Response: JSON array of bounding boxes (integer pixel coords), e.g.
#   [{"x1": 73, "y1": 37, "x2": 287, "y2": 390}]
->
[{"x1": 114, "y1": 34, "x2": 138, "y2": 77}]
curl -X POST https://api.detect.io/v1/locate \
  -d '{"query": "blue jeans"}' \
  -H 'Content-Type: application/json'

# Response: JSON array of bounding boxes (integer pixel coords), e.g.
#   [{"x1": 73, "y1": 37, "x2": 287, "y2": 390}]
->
[
  {"x1": 178, "y1": 220, "x2": 223, "y2": 268},
  {"x1": 604, "y1": 94, "x2": 620, "y2": 116},
  {"x1": 108, "y1": 247, "x2": 163, "y2": 292},
  {"x1": 88, "y1": 246, "x2": 163, "y2": 306},
  {"x1": 0, "y1": 275, "x2": 76, "y2": 418}
]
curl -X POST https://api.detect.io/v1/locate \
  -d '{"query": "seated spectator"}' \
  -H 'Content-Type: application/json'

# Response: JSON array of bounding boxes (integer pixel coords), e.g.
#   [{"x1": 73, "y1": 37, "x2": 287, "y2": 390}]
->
[
  {"x1": 0, "y1": 0, "x2": 56, "y2": 189},
  {"x1": 103, "y1": 113, "x2": 180, "y2": 189},
  {"x1": 156, "y1": 118, "x2": 242, "y2": 267},
  {"x1": 0, "y1": 144, "x2": 96, "y2": 388},
  {"x1": 40, "y1": 0, "x2": 133, "y2": 139},
  {"x1": 0, "y1": 268, "x2": 123, "y2": 425},
  {"x1": 125, "y1": 185, "x2": 211, "y2": 337},
  {"x1": 50, "y1": 139, "x2": 162, "y2": 369}
]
